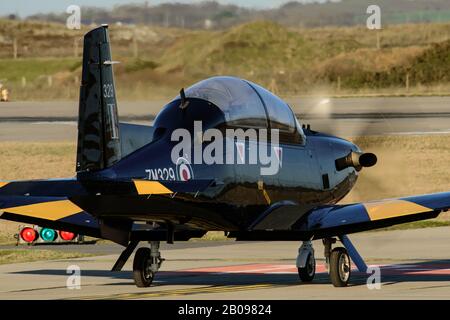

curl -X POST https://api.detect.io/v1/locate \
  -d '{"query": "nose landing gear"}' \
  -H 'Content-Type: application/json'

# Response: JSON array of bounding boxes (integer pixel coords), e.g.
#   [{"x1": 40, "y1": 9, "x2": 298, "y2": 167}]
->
[{"x1": 297, "y1": 240, "x2": 316, "y2": 282}]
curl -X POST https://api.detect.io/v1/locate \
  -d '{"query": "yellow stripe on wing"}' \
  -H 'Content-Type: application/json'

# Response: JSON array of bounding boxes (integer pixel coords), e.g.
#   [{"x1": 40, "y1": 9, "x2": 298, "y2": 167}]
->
[
  {"x1": 2, "y1": 200, "x2": 83, "y2": 221},
  {"x1": 0, "y1": 182, "x2": 9, "y2": 188},
  {"x1": 133, "y1": 180, "x2": 172, "y2": 195},
  {"x1": 364, "y1": 199, "x2": 433, "y2": 221}
]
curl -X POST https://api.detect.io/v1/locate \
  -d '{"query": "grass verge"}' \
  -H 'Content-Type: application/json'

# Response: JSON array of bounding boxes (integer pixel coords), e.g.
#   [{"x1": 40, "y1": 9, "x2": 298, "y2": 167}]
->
[
  {"x1": 195, "y1": 231, "x2": 233, "y2": 241},
  {"x1": 0, "y1": 249, "x2": 93, "y2": 265},
  {"x1": 374, "y1": 219, "x2": 450, "y2": 232}
]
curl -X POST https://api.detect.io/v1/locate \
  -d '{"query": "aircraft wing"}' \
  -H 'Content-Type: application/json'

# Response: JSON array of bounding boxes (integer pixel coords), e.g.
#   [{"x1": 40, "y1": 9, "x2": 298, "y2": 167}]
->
[
  {"x1": 0, "y1": 179, "x2": 214, "y2": 198},
  {"x1": 0, "y1": 179, "x2": 214, "y2": 243},
  {"x1": 295, "y1": 191, "x2": 450, "y2": 238},
  {"x1": 235, "y1": 191, "x2": 450, "y2": 240},
  {"x1": 0, "y1": 195, "x2": 102, "y2": 238}
]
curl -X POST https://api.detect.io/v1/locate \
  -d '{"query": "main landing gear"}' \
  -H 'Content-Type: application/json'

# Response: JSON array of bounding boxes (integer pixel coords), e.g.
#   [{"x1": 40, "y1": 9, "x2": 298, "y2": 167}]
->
[
  {"x1": 296, "y1": 235, "x2": 367, "y2": 287},
  {"x1": 113, "y1": 235, "x2": 366, "y2": 288},
  {"x1": 327, "y1": 243, "x2": 351, "y2": 287},
  {"x1": 132, "y1": 241, "x2": 164, "y2": 287}
]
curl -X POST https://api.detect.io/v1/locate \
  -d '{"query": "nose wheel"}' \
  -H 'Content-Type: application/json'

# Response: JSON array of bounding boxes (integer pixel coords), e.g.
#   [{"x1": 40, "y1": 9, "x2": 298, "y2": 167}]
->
[
  {"x1": 297, "y1": 241, "x2": 316, "y2": 282},
  {"x1": 298, "y1": 252, "x2": 316, "y2": 282},
  {"x1": 133, "y1": 241, "x2": 164, "y2": 287}
]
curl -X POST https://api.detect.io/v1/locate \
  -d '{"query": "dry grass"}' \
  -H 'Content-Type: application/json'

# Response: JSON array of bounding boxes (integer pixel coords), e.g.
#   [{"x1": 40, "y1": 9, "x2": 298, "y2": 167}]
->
[
  {"x1": 299, "y1": 23, "x2": 450, "y2": 49},
  {"x1": 0, "y1": 220, "x2": 21, "y2": 245},
  {"x1": 343, "y1": 135, "x2": 450, "y2": 202},
  {"x1": 0, "y1": 136, "x2": 449, "y2": 244},
  {"x1": 0, "y1": 142, "x2": 75, "y2": 180},
  {"x1": 0, "y1": 249, "x2": 93, "y2": 265},
  {"x1": 343, "y1": 134, "x2": 450, "y2": 228},
  {"x1": 0, "y1": 142, "x2": 76, "y2": 244},
  {"x1": 196, "y1": 231, "x2": 233, "y2": 242}
]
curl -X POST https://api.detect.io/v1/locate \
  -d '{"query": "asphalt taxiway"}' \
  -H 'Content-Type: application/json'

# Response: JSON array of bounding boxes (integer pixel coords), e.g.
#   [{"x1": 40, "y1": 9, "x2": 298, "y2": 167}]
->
[
  {"x1": 0, "y1": 227, "x2": 449, "y2": 299},
  {"x1": 1, "y1": 96, "x2": 450, "y2": 141}
]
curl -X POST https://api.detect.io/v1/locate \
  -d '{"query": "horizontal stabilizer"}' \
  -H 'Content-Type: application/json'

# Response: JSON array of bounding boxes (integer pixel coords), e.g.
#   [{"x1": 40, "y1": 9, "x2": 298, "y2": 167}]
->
[
  {"x1": 119, "y1": 123, "x2": 154, "y2": 157},
  {"x1": 0, "y1": 195, "x2": 101, "y2": 238}
]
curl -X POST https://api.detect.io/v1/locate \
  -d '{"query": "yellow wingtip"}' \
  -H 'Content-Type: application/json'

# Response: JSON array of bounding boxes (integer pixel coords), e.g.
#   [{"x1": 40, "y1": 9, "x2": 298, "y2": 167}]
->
[
  {"x1": 364, "y1": 199, "x2": 433, "y2": 221},
  {"x1": 2, "y1": 200, "x2": 83, "y2": 221}
]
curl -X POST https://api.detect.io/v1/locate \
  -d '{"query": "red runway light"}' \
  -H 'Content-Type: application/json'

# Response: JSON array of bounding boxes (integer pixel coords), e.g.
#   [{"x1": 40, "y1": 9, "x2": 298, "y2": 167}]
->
[
  {"x1": 59, "y1": 230, "x2": 76, "y2": 241},
  {"x1": 20, "y1": 227, "x2": 37, "y2": 243}
]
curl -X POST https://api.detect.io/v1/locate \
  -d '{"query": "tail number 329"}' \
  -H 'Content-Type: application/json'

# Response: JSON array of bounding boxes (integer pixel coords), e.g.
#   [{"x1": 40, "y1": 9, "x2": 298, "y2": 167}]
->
[{"x1": 103, "y1": 83, "x2": 114, "y2": 98}]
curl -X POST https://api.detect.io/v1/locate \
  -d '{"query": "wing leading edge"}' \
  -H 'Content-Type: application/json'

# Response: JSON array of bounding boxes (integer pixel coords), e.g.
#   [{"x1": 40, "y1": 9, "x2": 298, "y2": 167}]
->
[
  {"x1": 0, "y1": 179, "x2": 214, "y2": 198},
  {"x1": 296, "y1": 191, "x2": 450, "y2": 238},
  {"x1": 231, "y1": 191, "x2": 450, "y2": 241}
]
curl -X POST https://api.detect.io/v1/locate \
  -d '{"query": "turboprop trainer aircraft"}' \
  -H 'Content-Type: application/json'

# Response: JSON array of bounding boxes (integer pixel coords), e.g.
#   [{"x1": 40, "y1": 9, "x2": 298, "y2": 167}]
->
[{"x1": 1, "y1": 26, "x2": 449, "y2": 287}]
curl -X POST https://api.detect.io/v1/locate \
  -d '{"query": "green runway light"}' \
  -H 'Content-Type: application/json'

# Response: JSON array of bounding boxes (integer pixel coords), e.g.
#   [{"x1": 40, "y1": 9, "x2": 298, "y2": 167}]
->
[{"x1": 40, "y1": 228, "x2": 56, "y2": 242}]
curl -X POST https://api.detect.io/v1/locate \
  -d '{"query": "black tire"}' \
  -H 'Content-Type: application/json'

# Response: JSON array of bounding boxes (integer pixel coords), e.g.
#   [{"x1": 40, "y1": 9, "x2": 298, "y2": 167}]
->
[
  {"x1": 329, "y1": 247, "x2": 351, "y2": 287},
  {"x1": 133, "y1": 247, "x2": 154, "y2": 287},
  {"x1": 298, "y1": 253, "x2": 315, "y2": 282}
]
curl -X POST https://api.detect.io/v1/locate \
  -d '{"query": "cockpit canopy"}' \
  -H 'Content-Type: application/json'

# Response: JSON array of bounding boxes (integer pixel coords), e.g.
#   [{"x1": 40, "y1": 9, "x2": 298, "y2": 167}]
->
[
  {"x1": 154, "y1": 76, "x2": 305, "y2": 144},
  {"x1": 180, "y1": 76, "x2": 268, "y2": 128}
]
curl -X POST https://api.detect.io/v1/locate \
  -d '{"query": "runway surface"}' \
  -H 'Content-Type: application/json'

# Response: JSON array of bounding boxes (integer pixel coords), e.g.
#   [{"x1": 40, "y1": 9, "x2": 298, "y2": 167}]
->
[
  {"x1": 0, "y1": 227, "x2": 449, "y2": 299},
  {"x1": 1, "y1": 96, "x2": 450, "y2": 141}
]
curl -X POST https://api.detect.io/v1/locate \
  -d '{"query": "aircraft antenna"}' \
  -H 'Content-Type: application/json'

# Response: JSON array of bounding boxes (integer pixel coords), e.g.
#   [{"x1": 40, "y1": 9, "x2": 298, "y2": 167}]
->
[{"x1": 179, "y1": 88, "x2": 189, "y2": 109}]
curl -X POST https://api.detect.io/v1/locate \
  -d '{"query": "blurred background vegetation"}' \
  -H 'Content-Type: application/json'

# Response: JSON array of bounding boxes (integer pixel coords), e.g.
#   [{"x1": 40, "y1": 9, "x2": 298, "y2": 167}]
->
[{"x1": 1, "y1": 0, "x2": 450, "y2": 100}]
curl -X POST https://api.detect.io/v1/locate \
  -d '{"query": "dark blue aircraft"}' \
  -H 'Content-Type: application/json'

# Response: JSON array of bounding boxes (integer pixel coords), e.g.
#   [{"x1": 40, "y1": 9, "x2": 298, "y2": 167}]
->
[{"x1": 1, "y1": 26, "x2": 449, "y2": 287}]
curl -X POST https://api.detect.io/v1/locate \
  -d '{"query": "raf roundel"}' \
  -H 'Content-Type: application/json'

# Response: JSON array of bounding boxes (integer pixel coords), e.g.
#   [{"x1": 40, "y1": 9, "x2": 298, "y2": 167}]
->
[{"x1": 176, "y1": 158, "x2": 194, "y2": 181}]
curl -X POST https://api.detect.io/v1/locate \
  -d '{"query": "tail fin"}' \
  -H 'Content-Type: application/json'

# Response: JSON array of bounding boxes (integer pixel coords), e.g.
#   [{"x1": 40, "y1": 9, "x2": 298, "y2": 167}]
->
[{"x1": 76, "y1": 25, "x2": 121, "y2": 174}]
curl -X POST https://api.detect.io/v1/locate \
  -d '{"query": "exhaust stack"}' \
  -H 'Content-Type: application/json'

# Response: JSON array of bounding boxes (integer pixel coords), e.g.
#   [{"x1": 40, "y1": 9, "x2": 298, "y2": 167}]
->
[{"x1": 335, "y1": 152, "x2": 377, "y2": 172}]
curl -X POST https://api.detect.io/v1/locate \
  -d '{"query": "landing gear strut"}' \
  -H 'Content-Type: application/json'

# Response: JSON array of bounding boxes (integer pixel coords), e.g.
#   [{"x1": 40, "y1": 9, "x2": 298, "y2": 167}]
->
[
  {"x1": 133, "y1": 241, "x2": 164, "y2": 287},
  {"x1": 296, "y1": 236, "x2": 367, "y2": 287}
]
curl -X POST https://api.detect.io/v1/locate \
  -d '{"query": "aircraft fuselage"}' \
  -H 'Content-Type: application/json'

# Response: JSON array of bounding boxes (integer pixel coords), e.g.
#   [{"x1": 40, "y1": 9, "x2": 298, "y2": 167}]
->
[{"x1": 74, "y1": 128, "x2": 359, "y2": 231}]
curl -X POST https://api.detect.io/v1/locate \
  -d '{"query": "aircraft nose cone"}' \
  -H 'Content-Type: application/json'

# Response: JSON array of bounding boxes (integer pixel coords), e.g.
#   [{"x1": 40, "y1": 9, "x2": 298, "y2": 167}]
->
[{"x1": 351, "y1": 142, "x2": 363, "y2": 154}]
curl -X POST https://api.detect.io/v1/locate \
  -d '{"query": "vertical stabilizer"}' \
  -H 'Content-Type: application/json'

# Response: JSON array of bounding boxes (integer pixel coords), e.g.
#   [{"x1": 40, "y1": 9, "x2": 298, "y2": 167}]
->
[{"x1": 76, "y1": 25, "x2": 121, "y2": 174}]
